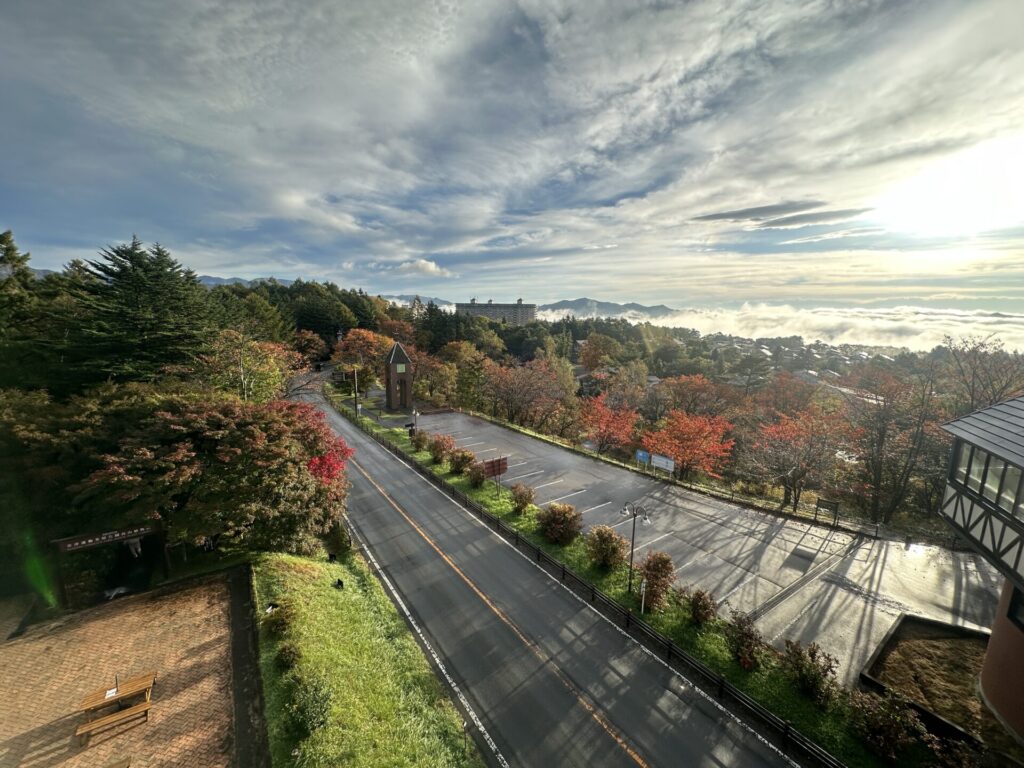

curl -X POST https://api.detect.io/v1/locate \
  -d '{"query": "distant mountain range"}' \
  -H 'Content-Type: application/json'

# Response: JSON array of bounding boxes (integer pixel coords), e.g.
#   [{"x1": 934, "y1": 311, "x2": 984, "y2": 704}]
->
[
  {"x1": 537, "y1": 297, "x2": 678, "y2": 320},
  {"x1": 27, "y1": 268, "x2": 676, "y2": 322}
]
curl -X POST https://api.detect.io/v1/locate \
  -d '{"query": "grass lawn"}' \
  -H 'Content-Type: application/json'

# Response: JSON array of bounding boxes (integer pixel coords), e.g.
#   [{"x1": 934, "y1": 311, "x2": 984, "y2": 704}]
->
[
  {"x1": 326, "y1": 390, "x2": 898, "y2": 767},
  {"x1": 253, "y1": 552, "x2": 485, "y2": 768}
]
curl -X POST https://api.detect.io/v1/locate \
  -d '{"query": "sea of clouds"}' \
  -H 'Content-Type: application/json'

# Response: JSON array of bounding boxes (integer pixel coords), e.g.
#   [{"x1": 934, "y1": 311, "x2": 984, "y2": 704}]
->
[{"x1": 538, "y1": 304, "x2": 1024, "y2": 352}]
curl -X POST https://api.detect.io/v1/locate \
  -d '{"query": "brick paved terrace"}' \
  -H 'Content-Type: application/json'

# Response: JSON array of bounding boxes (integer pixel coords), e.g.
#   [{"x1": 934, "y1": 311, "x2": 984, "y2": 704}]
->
[{"x1": 0, "y1": 577, "x2": 234, "y2": 768}]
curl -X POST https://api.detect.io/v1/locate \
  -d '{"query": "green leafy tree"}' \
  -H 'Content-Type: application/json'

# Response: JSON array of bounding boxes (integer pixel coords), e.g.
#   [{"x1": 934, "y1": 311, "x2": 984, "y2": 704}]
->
[
  {"x1": 199, "y1": 329, "x2": 303, "y2": 402},
  {"x1": 76, "y1": 238, "x2": 217, "y2": 384}
]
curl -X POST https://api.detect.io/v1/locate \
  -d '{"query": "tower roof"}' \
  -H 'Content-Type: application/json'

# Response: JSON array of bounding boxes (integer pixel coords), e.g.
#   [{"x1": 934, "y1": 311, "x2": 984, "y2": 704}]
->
[
  {"x1": 943, "y1": 394, "x2": 1024, "y2": 468},
  {"x1": 386, "y1": 342, "x2": 412, "y2": 365}
]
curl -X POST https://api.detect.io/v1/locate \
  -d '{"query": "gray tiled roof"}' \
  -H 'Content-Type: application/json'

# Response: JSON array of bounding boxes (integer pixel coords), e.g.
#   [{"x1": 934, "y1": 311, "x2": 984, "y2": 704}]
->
[
  {"x1": 943, "y1": 395, "x2": 1024, "y2": 468},
  {"x1": 386, "y1": 342, "x2": 411, "y2": 365}
]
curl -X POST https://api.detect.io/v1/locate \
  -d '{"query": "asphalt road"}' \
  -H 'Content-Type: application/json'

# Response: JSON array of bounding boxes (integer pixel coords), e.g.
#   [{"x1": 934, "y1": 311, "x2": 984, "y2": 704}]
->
[
  {"x1": 413, "y1": 411, "x2": 1002, "y2": 686},
  {"x1": 309, "y1": 394, "x2": 790, "y2": 768}
]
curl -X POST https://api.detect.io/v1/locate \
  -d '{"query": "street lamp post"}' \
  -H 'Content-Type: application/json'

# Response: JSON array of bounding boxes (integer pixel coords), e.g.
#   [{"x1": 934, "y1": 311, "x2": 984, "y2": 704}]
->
[{"x1": 619, "y1": 501, "x2": 651, "y2": 594}]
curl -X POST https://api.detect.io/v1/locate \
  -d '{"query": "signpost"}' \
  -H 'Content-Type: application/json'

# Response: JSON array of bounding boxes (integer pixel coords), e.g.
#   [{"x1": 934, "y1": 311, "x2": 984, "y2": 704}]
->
[
  {"x1": 640, "y1": 578, "x2": 648, "y2": 614},
  {"x1": 651, "y1": 454, "x2": 675, "y2": 474},
  {"x1": 635, "y1": 449, "x2": 650, "y2": 466},
  {"x1": 482, "y1": 456, "x2": 509, "y2": 495}
]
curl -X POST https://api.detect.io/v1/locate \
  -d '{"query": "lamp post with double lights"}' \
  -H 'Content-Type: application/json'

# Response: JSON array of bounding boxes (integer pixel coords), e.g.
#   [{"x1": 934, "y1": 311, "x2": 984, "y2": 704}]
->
[{"x1": 620, "y1": 501, "x2": 651, "y2": 594}]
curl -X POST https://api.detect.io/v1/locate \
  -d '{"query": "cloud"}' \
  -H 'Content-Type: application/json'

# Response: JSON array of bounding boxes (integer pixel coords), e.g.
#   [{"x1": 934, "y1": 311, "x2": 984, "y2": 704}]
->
[
  {"x1": 390, "y1": 258, "x2": 458, "y2": 278},
  {"x1": 1, "y1": 0, "x2": 1023, "y2": 332},
  {"x1": 693, "y1": 201, "x2": 825, "y2": 222}
]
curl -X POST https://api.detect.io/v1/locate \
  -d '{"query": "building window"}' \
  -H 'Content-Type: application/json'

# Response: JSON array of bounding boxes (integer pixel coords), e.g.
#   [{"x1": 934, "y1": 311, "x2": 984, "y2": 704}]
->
[
  {"x1": 983, "y1": 457, "x2": 1005, "y2": 505},
  {"x1": 1002, "y1": 464, "x2": 1023, "y2": 518},
  {"x1": 396, "y1": 364, "x2": 405, "y2": 373},
  {"x1": 1010, "y1": 587, "x2": 1024, "y2": 631},
  {"x1": 953, "y1": 441, "x2": 970, "y2": 484},
  {"x1": 967, "y1": 448, "x2": 987, "y2": 494}
]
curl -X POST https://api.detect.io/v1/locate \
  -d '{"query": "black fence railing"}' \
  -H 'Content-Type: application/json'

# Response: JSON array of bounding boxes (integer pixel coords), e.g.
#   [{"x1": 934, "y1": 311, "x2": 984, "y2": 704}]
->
[{"x1": 337, "y1": 405, "x2": 848, "y2": 768}]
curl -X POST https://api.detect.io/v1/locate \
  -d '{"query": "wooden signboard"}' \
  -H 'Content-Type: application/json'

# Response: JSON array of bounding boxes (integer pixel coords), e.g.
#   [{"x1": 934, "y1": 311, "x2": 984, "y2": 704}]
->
[{"x1": 482, "y1": 456, "x2": 508, "y2": 479}]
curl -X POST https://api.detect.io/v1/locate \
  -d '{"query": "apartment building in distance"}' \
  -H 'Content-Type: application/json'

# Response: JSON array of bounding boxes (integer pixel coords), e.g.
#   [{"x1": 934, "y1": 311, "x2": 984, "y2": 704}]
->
[{"x1": 455, "y1": 298, "x2": 537, "y2": 326}]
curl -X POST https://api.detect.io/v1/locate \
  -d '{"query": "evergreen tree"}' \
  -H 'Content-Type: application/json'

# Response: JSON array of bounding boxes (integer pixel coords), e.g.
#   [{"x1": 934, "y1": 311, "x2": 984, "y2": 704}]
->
[{"x1": 76, "y1": 238, "x2": 216, "y2": 383}]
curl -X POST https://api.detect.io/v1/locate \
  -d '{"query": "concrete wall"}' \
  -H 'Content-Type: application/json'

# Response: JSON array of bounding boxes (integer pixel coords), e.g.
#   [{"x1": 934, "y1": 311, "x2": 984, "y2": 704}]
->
[{"x1": 980, "y1": 578, "x2": 1024, "y2": 743}]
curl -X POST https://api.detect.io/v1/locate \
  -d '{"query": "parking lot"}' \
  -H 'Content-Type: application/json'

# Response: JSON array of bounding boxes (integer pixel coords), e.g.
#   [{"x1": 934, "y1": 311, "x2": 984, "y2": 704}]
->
[{"x1": 417, "y1": 411, "x2": 1002, "y2": 684}]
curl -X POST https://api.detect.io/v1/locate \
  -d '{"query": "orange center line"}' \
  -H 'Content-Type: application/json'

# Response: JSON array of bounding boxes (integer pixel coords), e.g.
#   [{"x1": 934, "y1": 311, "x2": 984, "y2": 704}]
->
[{"x1": 350, "y1": 457, "x2": 649, "y2": 768}]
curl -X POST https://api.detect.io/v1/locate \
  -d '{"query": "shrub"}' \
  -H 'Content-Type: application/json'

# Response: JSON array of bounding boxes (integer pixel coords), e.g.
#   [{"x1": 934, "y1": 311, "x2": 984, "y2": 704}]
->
[
  {"x1": 782, "y1": 640, "x2": 838, "y2": 707},
  {"x1": 687, "y1": 589, "x2": 718, "y2": 626},
  {"x1": 537, "y1": 503, "x2": 582, "y2": 545},
  {"x1": 467, "y1": 462, "x2": 487, "y2": 488},
  {"x1": 262, "y1": 604, "x2": 294, "y2": 638},
  {"x1": 638, "y1": 551, "x2": 675, "y2": 611},
  {"x1": 510, "y1": 483, "x2": 535, "y2": 515},
  {"x1": 849, "y1": 690, "x2": 928, "y2": 762},
  {"x1": 585, "y1": 525, "x2": 628, "y2": 570},
  {"x1": 410, "y1": 429, "x2": 429, "y2": 452},
  {"x1": 428, "y1": 433, "x2": 456, "y2": 464},
  {"x1": 287, "y1": 672, "x2": 333, "y2": 739},
  {"x1": 448, "y1": 448, "x2": 476, "y2": 475},
  {"x1": 724, "y1": 610, "x2": 763, "y2": 670},
  {"x1": 322, "y1": 522, "x2": 350, "y2": 557},
  {"x1": 275, "y1": 642, "x2": 301, "y2": 672}
]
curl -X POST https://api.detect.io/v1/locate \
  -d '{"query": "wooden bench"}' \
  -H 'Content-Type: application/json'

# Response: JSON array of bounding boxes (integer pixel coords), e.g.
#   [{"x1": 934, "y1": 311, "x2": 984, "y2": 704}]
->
[{"x1": 75, "y1": 701, "x2": 151, "y2": 745}]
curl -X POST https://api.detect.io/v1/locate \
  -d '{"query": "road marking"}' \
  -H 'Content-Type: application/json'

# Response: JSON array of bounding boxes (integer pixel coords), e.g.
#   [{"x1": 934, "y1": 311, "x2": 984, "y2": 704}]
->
[
  {"x1": 460, "y1": 441, "x2": 485, "y2": 448},
  {"x1": 770, "y1": 598, "x2": 820, "y2": 643},
  {"x1": 634, "y1": 532, "x2": 672, "y2": 552},
  {"x1": 582, "y1": 501, "x2": 612, "y2": 514},
  {"x1": 508, "y1": 470, "x2": 544, "y2": 481},
  {"x1": 543, "y1": 489, "x2": 586, "y2": 504},
  {"x1": 610, "y1": 517, "x2": 634, "y2": 529},
  {"x1": 349, "y1": 458, "x2": 650, "y2": 768},
  {"x1": 345, "y1": 519, "x2": 509, "y2": 768},
  {"x1": 507, "y1": 461, "x2": 528, "y2": 468},
  {"x1": 720, "y1": 571, "x2": 761, "y2": 603},
  {"x1": 475, "y1": 447, "x2": 497, "y2": 454},
  {"x1": 677, "y1": 551, "x2": 713, "y2": 570},
  {"x1": 318, "y1": 396, "x2": 796, "y2": 767},
  {"x1": 533, "y1": 479, "x2": 564, "y2": 490}
]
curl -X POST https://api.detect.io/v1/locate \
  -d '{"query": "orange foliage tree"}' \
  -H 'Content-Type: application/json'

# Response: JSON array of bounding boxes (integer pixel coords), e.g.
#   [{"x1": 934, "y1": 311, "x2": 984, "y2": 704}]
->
[
  {"x1": 641, "y1": 409, "x2": 734, "y2": 479},
  {"x1": 582, "y1": 393, "x2": 638, "y2": 454}
]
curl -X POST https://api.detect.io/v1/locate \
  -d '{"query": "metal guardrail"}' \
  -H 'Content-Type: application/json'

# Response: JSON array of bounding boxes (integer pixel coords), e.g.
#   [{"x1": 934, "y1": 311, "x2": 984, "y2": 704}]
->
[{"x1": 335, "y1": 403, "x2": 849, "y2": 768}]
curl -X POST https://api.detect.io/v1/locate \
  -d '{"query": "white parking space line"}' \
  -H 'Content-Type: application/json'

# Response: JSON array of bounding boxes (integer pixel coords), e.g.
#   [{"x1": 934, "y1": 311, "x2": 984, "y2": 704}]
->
[
  {"x1": 610, "y1": 517, "x2": 633, "y2": 529},
  {"x1": 720, "y1": 571, "x2": 760, "y2": 603},
  {"x1": 533, "y1": 479, "x2": 564, "y2": 490},
  {"x1": 459, "y1": 441, "x2": 485, "y2": 448},
  {"x1": 678, "y1": 551, "x2": 713, "y2": 569},
  {"x1": 582, "y1": 501, "x2": 612, "y2": 514},
  {"x1": 543, "y1": 489, "x2": 586, "y2": 504},
  {"x1": 634, "y1": 532, "x2": 672, "y2": 552},
  {"x1": 475, "y1": 448, "x2": 497, "y2": 454},
  {"x1": 508, "y1": 461, "x2": 528, "y2": 468},
  {"x1": 507, "y1": 470, "x2": 544, "y2": 481}
]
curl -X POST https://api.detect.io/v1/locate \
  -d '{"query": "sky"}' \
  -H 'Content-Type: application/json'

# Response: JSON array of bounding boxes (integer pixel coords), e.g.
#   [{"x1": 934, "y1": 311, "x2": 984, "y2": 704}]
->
[{"x1": 3, "y1": 0, "x2": 1024, "y2": 350}]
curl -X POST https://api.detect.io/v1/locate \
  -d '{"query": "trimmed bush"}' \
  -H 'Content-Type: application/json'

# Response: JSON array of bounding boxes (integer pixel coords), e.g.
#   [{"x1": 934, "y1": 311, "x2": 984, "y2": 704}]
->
[
  {"x1": 537, "y1": 502, "x2": 582, "y2": 545},
  {"x1": 782, "y1": 640, "x2": 838, "y2": 707},
  {"x1": 276, "y1": 642, "x2": 301, "y2": 672},
  {"x1": 262, "y1": 604, "x2": 294, "y2": 638},
  {"x1": 287, "y1": 671, "x2": 333, "y2": 739},
  {"x1": 687, "y1": 588, "x2": 718, "y2": 626},
  {"x1": 585, "y1": 525, "x2": 628, "y2": 570},
  {"x1": 428, "y1": 433, "x2": 456, "y2": 464},
  {"x1": 467, "y1": 462, "x2": 487, "y2": 488},
  {"x1": 724, "y1": 610, "x2": 763, "y2": 670},
  {"x1": 410, "y1": 429, "x2": 429, "y2": 452},
  {"x1": 448, "y1": 448, "x2": 476, "y2": 475},
  {"x1": 638, "y1": 551, "x2": 675, "y2": 611},
  {"x1": 848, "y1": 690, "x2": 927, "y2": 762},
  {"x1": 510, "y1": 483, "x2": 535, "y2": 515},
  {"x1": 323, "y1": 522, "x2": 350, "y2": 557}
]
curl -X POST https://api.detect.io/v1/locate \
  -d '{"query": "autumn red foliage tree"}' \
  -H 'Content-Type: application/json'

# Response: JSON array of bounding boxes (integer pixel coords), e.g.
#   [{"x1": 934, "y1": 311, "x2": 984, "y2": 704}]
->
[
  {"x1": 641, "y1": 410, "x2": 735, "y2": 479},
  {"x1": 331, "y1": 328, "x2": 395, "y2": 392},
  {"x1": 76, "y1": 397, "x2": 354, "y2": 552},
  {"x1": 745, "y1": 406, "x2": 849, "y2": 510},
  {"x1": 582, "y1": 393, "x2": 638, "y2": 454}
]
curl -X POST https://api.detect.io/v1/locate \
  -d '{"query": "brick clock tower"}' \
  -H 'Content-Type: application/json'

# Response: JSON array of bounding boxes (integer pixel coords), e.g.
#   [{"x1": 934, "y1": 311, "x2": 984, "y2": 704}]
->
[
  {"x1": 384, "y1": 342, "x2": 413, "y2": 410},
  {"x1": 939, "y1": 395, "x2": 1024, "y2": 741}
]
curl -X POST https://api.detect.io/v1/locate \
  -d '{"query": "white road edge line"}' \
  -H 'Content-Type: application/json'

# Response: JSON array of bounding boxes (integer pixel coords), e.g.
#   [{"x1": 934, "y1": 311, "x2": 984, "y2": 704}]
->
[
  {"x1": 335, "y1": 411, "x2": 798, "y2": 768},
  {"x1": 582, "y1": 501, "x2": 612, "y2": 514},
  {"x1": 347, "y1": 515, "x2": 510, "y2": 768},
  {"x1": 507, "y1": 470, "x2": 544, "y2": 481},
  {"x1": 542, "y1": 489, "x2": 587, "y2": 505},
  {"x1": 533, "y1": 479, "x2": 564, "y2": 490},
  {"x1": 633, "y1": 532, "x2": 672, "y2": 552}
]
